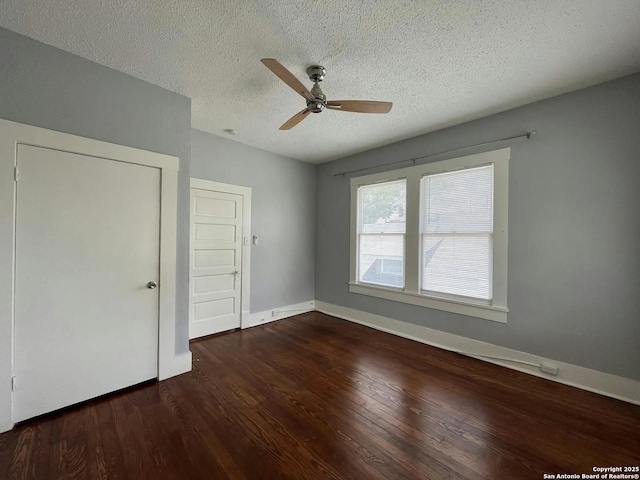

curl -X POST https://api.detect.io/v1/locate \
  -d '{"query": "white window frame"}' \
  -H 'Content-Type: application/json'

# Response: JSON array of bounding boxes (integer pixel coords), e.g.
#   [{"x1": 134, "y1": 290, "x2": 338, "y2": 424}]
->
[{"x1": 349, "y1": 148, "x2": 509, "y2": 323}]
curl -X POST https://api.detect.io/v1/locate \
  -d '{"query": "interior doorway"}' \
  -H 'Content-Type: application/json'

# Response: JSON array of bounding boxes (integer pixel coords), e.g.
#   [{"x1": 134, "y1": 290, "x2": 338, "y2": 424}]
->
[{"x1": 189, "y1": 179, "x2": 252, "y2": 338}]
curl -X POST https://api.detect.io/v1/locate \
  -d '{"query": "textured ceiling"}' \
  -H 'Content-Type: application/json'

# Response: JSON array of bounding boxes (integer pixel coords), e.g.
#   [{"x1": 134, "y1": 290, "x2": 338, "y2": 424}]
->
[{"x1": 1, "y1": 1, "x2": 640, "y2": 163}]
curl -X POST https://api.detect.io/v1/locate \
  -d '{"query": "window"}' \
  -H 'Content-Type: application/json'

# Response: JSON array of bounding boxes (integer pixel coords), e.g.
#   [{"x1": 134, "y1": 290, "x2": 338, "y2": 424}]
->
[
  {"x1": 421, "y1": 165, "x2": 493, "y2": 300},
  {"x1": 349, "y1": 149, "x2": 509, "y2": 323},
  {"x1": 357, "y1": 180, "x2": 406, "y2": 288}
]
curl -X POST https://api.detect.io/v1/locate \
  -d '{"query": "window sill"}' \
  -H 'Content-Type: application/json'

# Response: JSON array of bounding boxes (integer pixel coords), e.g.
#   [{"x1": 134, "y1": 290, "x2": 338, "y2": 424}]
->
[{"x1": 348, "y1": 282, "x2": 508, "y2": 323}]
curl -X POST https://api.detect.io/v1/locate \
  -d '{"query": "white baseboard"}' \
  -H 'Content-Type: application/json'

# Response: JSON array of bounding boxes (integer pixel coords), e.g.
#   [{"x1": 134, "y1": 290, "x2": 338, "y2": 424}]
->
[
  {"x1": 315, "y1": 301, "x2": 640, "y2": 406},
  {"x1": 158, "y1": 350, "x2": 192, "y2": 381},
  {"x1": 242, "y1": 300, "x2": 315, "y2": 329}
]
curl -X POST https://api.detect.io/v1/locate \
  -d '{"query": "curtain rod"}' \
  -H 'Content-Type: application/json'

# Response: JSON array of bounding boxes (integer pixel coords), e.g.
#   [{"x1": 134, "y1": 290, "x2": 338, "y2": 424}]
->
[{"x1": 333, "y1": 130, "x2": 536, "y2": 178}]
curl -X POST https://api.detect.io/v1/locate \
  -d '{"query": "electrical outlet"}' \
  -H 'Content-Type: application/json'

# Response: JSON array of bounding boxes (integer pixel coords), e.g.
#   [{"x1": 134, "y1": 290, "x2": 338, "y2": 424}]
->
[
  {"x1": 540, "y1": 362, "x2": 559, "y2": 376},
  {"x1": 272, "y1": 309, "x2": 280, "y2": 317}
]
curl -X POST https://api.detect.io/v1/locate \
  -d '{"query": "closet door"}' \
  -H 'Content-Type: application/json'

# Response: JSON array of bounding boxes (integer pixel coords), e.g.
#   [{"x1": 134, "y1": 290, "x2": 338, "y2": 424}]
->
[{"x1": 14, "y1": 144, "x2": 160, "y2": 422}]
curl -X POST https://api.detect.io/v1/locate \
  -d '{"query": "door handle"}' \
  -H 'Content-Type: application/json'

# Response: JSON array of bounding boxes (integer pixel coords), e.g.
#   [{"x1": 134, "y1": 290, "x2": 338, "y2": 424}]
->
[{"x1": 147, "y1": 281, "x2": 158, "y2": 289}]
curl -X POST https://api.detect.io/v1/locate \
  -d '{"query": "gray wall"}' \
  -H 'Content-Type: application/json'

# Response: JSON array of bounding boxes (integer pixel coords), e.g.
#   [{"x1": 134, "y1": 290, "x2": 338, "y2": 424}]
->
[
  {"x1": 316, "y1": 72, "x2": 640, "y2": 381},
  {"x1": 191, "y1": 129, "x2": 316, "y2": 312},
  {"x1": 0, "y1": 27, "x2": 192, "y2": 354}
]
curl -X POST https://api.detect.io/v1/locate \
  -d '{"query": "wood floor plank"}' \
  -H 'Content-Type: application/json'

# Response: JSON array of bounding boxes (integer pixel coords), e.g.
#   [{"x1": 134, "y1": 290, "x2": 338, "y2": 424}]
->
[
  {"x1": 8, "y1": 426, "x2": 37, "y2": 480},
  {"x1": 155, "y1": 380, "x2": 237, "y2": 480},
  {"x1": 208, "y1": 326, "x2": 471, "y2": 479},
  {"x1": 91, "y1": 398, "x2": 128, "y2": 480},
  {"x1": 194, "y1": 341, "x2": 394, "y2": 479},
  {"x1": 1, "y1": 312, "x2": 639, "y2": 479},
  {"x1": 181, "y1": 354, "x2": 332, "y2": 480},
  {"x1": 171, "y1": 363, "x2": 294, "y2": 480},
  {"x1": 272, "y1": 316, "x2": 637, "y2": 468}
]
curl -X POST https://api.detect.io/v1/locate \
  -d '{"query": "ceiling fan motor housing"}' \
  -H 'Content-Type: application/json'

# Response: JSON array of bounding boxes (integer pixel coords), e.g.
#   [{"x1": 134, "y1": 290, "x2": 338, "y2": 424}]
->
[{"x1": 308, "y1": 82, "x2": 327, "y2": 113}]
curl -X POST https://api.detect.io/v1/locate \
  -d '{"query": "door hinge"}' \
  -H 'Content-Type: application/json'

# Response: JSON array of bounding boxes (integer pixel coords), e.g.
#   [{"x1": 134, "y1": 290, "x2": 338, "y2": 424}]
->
[
  {"x1": 11, "y1": 376, "x2": 16, "y2": 391},
  {"x1": 14, "y1": 166, "x2": 19, "y2": 181}
]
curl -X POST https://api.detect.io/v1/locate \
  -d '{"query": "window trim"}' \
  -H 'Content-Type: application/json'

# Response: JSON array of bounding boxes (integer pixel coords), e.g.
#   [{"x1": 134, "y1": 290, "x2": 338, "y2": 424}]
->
[{"x1": 349, "y1": 148, "x2": 509, "y2": 323}]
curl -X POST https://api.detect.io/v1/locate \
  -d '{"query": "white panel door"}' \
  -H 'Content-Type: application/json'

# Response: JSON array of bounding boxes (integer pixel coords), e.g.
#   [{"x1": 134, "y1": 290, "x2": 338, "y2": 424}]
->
[
  {"x1": 14, "y1": 145, "x2": 160, "y2": 423},
  {"x1": 190, "y1": 188, "x2": 242, "y2": 339}
]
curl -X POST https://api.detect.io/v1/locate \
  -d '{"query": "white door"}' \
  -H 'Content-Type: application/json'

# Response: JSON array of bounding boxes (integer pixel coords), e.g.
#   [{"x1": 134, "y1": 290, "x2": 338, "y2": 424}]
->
[
  {"x1": 190, "y1": 188, "x2": 243, "y2": 339},
  {"x1": 14, "y1": 145, "x2": 160, "y2": 423}
]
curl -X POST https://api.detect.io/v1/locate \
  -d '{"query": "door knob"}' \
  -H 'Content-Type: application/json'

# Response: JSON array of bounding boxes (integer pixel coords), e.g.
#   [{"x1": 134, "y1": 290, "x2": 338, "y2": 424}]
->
[{"x1": 147, "y1": 281, "x2": 158, "y2": 289}]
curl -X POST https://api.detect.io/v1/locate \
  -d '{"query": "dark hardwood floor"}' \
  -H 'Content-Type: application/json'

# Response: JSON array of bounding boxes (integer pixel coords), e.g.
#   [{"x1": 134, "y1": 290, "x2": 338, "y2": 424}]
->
[{"x1": 1, "y1": 312, "x2": 639, "y2": 479}]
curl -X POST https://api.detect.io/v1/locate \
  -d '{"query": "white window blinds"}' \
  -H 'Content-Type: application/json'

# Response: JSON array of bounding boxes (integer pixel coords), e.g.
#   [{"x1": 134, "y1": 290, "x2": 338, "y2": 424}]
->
[
  {"x1": 357, "y1": 179, "x2": 406, "y2": 288},
  {"x1": 420, "y1": 165, "x2": 494, "y2": 300}
]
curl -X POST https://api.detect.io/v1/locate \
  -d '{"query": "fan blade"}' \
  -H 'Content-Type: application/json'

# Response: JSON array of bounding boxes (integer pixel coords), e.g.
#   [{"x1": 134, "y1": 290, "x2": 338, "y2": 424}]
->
[
  {"x1": 280, "y1": 108, "x2": 311, "y2": 130},
  {"x1": 261, "y1": 59, "x2": 315, "y2": 103},
  {"x1": 326, "y1": 100, "x2": 393, "y2": 114}
]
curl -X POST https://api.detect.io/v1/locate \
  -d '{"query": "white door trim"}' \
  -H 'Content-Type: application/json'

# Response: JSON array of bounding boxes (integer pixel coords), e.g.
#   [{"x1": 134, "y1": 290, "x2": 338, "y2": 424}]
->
[
  {"x1": 0, "y1": 118, "x2": 184, "y2": 433},
  {"x1": 190, "y1": 178, "x2": 252, "y2": 328}
]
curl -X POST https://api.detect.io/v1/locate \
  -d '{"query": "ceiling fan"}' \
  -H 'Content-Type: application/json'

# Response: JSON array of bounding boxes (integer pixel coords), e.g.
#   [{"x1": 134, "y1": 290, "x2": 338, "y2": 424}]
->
[{"x1": 260, "y1": 58, "x2": 393, "y2": 130}]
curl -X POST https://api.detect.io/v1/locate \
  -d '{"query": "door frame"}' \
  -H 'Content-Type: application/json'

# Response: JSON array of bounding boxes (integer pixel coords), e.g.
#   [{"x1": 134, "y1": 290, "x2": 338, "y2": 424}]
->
[
  {"x1": 0, "y1": 118, "x2": 185, "y2": 433},
  {"x1": 190, "y1": 178, "x2": 252, "y2": 330}
]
